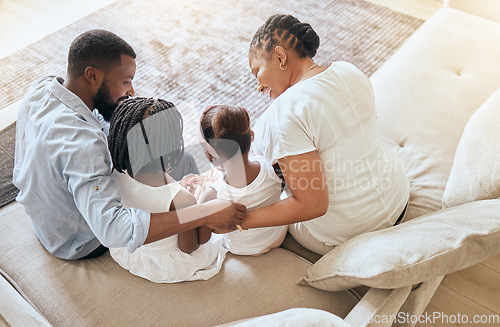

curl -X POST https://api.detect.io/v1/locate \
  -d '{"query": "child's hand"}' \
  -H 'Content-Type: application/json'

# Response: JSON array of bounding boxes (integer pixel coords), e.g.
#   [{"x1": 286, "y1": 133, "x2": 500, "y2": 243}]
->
[{"x1": 179, "y1": 173, "x2": 202, "y2": 195}]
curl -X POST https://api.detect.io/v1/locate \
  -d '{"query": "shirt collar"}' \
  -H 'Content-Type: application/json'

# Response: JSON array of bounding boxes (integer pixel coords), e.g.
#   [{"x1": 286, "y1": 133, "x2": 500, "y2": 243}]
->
[{"x1": 47, "y1": 76, "x2": 103, "y2": 130}]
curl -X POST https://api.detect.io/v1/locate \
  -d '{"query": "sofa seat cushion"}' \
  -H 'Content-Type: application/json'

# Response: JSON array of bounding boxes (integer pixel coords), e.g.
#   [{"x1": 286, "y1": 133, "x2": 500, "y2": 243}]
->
[
  {"x1": 442, "y1": 88, "x2": 500, "y2": 208},
  {"x1": 299, "y1": 200, "x2": 500, "y2": 291},
  {"x1": 0, "y1": 202, "x2": 358, "y2": 327},
  {"x1": 370, "y1": 8, "x2": 500, "y2": 220}
]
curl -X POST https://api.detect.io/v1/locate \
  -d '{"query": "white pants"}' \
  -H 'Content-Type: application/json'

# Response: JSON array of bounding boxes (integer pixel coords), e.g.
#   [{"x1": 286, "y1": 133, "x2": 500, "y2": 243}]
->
[{"x1": 288, "y1": 223, "x2": 336, "y2": 256}]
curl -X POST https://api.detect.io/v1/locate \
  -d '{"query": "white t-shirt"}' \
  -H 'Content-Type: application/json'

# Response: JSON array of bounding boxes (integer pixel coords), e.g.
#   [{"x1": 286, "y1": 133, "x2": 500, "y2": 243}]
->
[
  {"x1": 209, "y1": 157, "x2": 288, "y2": 255},
  {"x1": 109, "y1": 171, "x2": 227, "y2": 283},
  {"x1": 253, "y1": 61, "x2": 410, "y2": 245}
]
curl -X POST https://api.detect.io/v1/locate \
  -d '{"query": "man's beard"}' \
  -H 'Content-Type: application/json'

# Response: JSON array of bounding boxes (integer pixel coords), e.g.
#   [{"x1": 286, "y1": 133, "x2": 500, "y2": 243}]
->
[{"x1": 94, "y1": 79, "x2": 127, "y2": 122}]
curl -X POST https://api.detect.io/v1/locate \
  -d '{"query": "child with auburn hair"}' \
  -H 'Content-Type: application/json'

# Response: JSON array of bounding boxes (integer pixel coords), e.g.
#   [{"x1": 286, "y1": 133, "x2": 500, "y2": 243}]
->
[
  {"x1": 198, "y1": 105, "x2": 287, "y2": 255},
  {"x1": 108, "y1": 97, "x2": 227, "y2": 283}
]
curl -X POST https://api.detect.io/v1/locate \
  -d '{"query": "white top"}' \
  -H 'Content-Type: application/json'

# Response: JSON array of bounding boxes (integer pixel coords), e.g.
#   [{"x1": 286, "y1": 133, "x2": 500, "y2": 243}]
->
[
  {"x1": 109, "y1": 171, "x2": 227, "y2": 283},
  {"x1": 209, "y1": 157, "x2": 288, "y2": 255},
  {"x1": 253, "y1": 61, "x2": 410, "y2": 245}
]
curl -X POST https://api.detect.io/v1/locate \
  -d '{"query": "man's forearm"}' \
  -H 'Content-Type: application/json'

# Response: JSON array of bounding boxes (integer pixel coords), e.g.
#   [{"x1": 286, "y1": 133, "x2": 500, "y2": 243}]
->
[
  {"x1": 145, "y1": 206, "x2": 206, "y2": 244},
  {"x1": 144, "y1": 200, "x2": 244, "y2": 244}
]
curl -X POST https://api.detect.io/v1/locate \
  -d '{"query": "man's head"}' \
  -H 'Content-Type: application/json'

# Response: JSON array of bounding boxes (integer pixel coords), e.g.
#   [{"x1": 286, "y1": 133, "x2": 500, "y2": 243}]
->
[{"x1": 67, "y1": 29, "x2": 137, "y2": 120}]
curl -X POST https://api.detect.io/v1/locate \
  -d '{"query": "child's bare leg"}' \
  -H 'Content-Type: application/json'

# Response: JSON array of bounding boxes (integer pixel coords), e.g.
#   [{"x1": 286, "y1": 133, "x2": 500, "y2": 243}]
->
[
  {"x1": 171, "y1": 189, "x2": 200, "y2": 254},
  {"x1": 198, "y1": 226, "x2": 212, "y2": 244},
  {"x1": 178, "y1": 229, "x2": 200, "y2": 254},
  {"x1": 196, "y1": 185, "x2": 217, "y2": 245}
]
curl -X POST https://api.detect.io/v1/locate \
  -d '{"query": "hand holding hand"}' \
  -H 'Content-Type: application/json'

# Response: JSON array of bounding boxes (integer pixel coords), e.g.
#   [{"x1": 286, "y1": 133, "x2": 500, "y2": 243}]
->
[
  {"x1": 179, "y1": 173, "x2": 202, "y2": 195},
  {"x1": 202, "y1": 199, "x2": 246, "y2": 231}
]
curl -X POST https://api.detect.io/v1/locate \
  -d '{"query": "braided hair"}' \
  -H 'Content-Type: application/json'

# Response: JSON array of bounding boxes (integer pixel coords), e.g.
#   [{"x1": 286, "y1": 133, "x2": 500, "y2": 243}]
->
[
  {"x1": 249, "y1": 14, "x2": 320, "y2": 58},
  {"x1": 108, "y1": 97, "x2": 184, "y2": 176},
  {"x1": 200, "y1": 105, "x2": 252, "y2": 159}
]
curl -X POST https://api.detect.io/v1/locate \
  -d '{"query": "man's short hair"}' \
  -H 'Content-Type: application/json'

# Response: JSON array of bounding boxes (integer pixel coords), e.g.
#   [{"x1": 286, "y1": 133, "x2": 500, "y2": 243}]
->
[{"x1": 67, "y1": 29, "x2": 136, "y2": 78}]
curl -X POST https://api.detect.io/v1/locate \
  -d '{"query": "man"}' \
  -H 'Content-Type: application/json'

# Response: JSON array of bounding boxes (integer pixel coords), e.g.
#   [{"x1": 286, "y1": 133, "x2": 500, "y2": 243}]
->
[{"x1": 13, "y1": 29, "x2": 245, "y2": 260}]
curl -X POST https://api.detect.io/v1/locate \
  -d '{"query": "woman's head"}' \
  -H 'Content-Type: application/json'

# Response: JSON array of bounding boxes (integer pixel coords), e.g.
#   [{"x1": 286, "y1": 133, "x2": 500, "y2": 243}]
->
[
  {"x1": 108, "y1": 97, "x2": 184, "y2": 176},
  {"x1": 248, "y1": 14, "x2": 320, "y2": 99},
  {"x1": 199, "y1": 105, "x2": 252, "y2": 163}
]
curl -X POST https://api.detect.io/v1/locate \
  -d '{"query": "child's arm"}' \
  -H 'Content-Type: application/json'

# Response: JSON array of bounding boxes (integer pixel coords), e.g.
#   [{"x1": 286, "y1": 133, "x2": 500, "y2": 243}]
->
[{"x1": 170, "y1": 188, "x2": 202, "y2": 254}]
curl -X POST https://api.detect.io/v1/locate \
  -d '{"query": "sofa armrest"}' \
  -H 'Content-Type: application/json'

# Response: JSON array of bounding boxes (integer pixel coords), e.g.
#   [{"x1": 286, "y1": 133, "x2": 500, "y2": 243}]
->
[
  {"x1": 445, "y1": 0, "x2": 500, "y2": 22},
  {"x1": 0, "y1": 270, "x2": 52, "y2": 327},
  {"x1": 344, "y1": 286, "x2": 411, "y2": 327},
  {"x1": 224, "y1": 287, "x2": 411, "y2": 327},
  {"x1": 299, "y1": 200, "x2": 500, "y2": 291}
]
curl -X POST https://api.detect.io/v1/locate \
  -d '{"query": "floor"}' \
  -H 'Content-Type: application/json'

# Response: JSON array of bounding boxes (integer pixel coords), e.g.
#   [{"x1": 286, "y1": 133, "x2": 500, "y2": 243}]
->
[
  {"x1": 1, "y1": 0, "x2": 499, "y2": 326},
  {"x1": 0, "y1": 0, "x2": 118, "y2": 130}
]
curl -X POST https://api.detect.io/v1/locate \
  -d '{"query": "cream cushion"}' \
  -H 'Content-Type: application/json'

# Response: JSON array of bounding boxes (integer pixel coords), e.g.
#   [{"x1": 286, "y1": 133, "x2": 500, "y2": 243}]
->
[
  {"x1": 0, "y1": 202, "x2": 358, "y2": 326},
  {"x1": 442, "y1": 89, "x2": 500, "y2": 208},
  {"x1": 222, "y1": 308, "x2": 351, "y2": 327},
  {"x1": 299, "y1": 200, "x2": 500, "y2": 291},
  {"x1": 371, "y1": 8, "x2": 500, "y2": 221}
]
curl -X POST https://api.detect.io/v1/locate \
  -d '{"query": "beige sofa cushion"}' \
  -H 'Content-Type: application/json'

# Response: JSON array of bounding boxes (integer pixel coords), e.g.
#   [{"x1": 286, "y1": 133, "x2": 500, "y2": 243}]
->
[
  {"x1": 299, "y1": 200, "x2": 500, "y2": 291},
  {"x1": 370, "y1": 8, "x2": 500, "y2": 221},
  {"x1": 0, "y1": 202, "x2": 358, "y2": 327},
  {"x1": 442, "y1": 89, "x2": 500, "y2": 208}
]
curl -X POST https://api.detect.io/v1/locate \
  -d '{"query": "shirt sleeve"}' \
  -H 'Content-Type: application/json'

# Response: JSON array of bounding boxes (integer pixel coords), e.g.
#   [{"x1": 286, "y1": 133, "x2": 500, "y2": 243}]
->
[
  {"x1": 254, "y1": 95, "x2": 317, "y2": 164},
  {"x1": 276, "y1": 101, "x2": 317, "y2": 158},
  {"x1": 56, "y1": 124, "x2": 150, "y2": 253}
]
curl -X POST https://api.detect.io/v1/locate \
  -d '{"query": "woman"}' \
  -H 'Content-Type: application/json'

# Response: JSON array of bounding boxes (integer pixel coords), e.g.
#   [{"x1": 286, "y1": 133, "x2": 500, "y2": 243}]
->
[{"x1": 242, "y1": 14, "x2": 410, "y2": 255}]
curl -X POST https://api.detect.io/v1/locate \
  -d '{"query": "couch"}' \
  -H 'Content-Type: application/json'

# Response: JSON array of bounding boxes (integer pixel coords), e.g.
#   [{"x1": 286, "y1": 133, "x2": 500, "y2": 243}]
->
[{"x1": 1, "y1": 0, "x2": 499, "y2": 326}]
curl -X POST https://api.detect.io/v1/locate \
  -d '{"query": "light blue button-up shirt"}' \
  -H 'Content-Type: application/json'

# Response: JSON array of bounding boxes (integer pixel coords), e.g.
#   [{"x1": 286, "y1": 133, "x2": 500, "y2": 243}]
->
[{"x1": 13, "y1": 76, "x2": 150, "y2": 260}]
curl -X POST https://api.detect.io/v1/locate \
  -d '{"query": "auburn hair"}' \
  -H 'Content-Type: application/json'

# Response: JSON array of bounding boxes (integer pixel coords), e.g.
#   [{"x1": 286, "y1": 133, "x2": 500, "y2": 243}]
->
[{"x1": 200, "y1": 105, "x2": 251, "y2": 158}]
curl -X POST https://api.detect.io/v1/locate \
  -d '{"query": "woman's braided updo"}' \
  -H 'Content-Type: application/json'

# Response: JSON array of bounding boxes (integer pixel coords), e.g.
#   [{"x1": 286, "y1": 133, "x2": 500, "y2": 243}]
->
[
  {"x1": 200, "y1": 105, "x2": 252, "y2": 159},
  {"x1": 249, "y1": 14, "x2": 320, "y2": 58},
  {"x1": 108, "y1": 97, "x2": 184, "y2": 176}
]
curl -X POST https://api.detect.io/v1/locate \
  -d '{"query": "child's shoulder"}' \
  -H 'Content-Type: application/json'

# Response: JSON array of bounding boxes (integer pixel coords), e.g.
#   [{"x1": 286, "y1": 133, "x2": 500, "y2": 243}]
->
[
  {"x1": 249, "y1": 155, "x2": 272, "y2": 168},
  {"x1": 249, "y1": 156, "x2": 281, "y2": 183}
]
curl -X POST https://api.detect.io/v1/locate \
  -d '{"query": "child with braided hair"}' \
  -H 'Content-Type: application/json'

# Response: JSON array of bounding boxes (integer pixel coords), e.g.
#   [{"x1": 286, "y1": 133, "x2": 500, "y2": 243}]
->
[
  {"x1": 108, "y1": 97, "x2": 227, "y2": 283},
  {"x1": 198, "y1": 105, "x2": 287, "y2": 255}
]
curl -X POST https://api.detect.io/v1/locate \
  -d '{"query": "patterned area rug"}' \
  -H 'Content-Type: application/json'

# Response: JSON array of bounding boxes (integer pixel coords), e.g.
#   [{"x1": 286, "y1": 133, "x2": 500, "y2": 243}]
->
[
  {"x1": 0, "y1": 123, "x2": 17, "y2": 208},
  {"x1": 0, "y1": 0, "x2": 423, "y2": 208}
]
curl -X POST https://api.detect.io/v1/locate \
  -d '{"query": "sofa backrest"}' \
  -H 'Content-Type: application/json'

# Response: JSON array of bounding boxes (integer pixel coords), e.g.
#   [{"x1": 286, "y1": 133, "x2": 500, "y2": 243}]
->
[{"x1": 369, "y1": 6, "x2": 500, "y2": 220}]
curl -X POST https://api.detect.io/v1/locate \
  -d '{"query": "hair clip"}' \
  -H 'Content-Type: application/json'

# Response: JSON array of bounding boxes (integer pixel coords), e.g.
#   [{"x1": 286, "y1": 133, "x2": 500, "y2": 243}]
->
[{"x1": 197, "y1": 116, "x2": 219, "y2": 159}]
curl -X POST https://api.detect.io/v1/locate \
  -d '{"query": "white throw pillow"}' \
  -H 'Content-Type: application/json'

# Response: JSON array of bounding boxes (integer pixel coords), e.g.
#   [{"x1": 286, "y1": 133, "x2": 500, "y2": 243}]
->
[
  {"x1": 299, "y1": 200, "x2": 500, "y2": 291},
  {"x1": 442, "y1": 88, "x2": 500, "y2": 208},
  {"x1": 228, "y1": 308, "x2": 350, "y2": 327}
]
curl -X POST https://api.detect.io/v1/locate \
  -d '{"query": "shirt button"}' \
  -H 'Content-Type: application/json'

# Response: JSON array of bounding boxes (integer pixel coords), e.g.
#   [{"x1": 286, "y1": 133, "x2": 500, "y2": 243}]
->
[{"x1": 94, "y1": 186, "x2": 99, "y2": 190}]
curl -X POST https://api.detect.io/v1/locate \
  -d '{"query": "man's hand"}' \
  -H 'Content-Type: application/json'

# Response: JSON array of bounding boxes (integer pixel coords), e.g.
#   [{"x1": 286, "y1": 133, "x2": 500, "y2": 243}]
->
[{"x1": 202, "y1": 199, "x2": 246, "y2": 231}]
